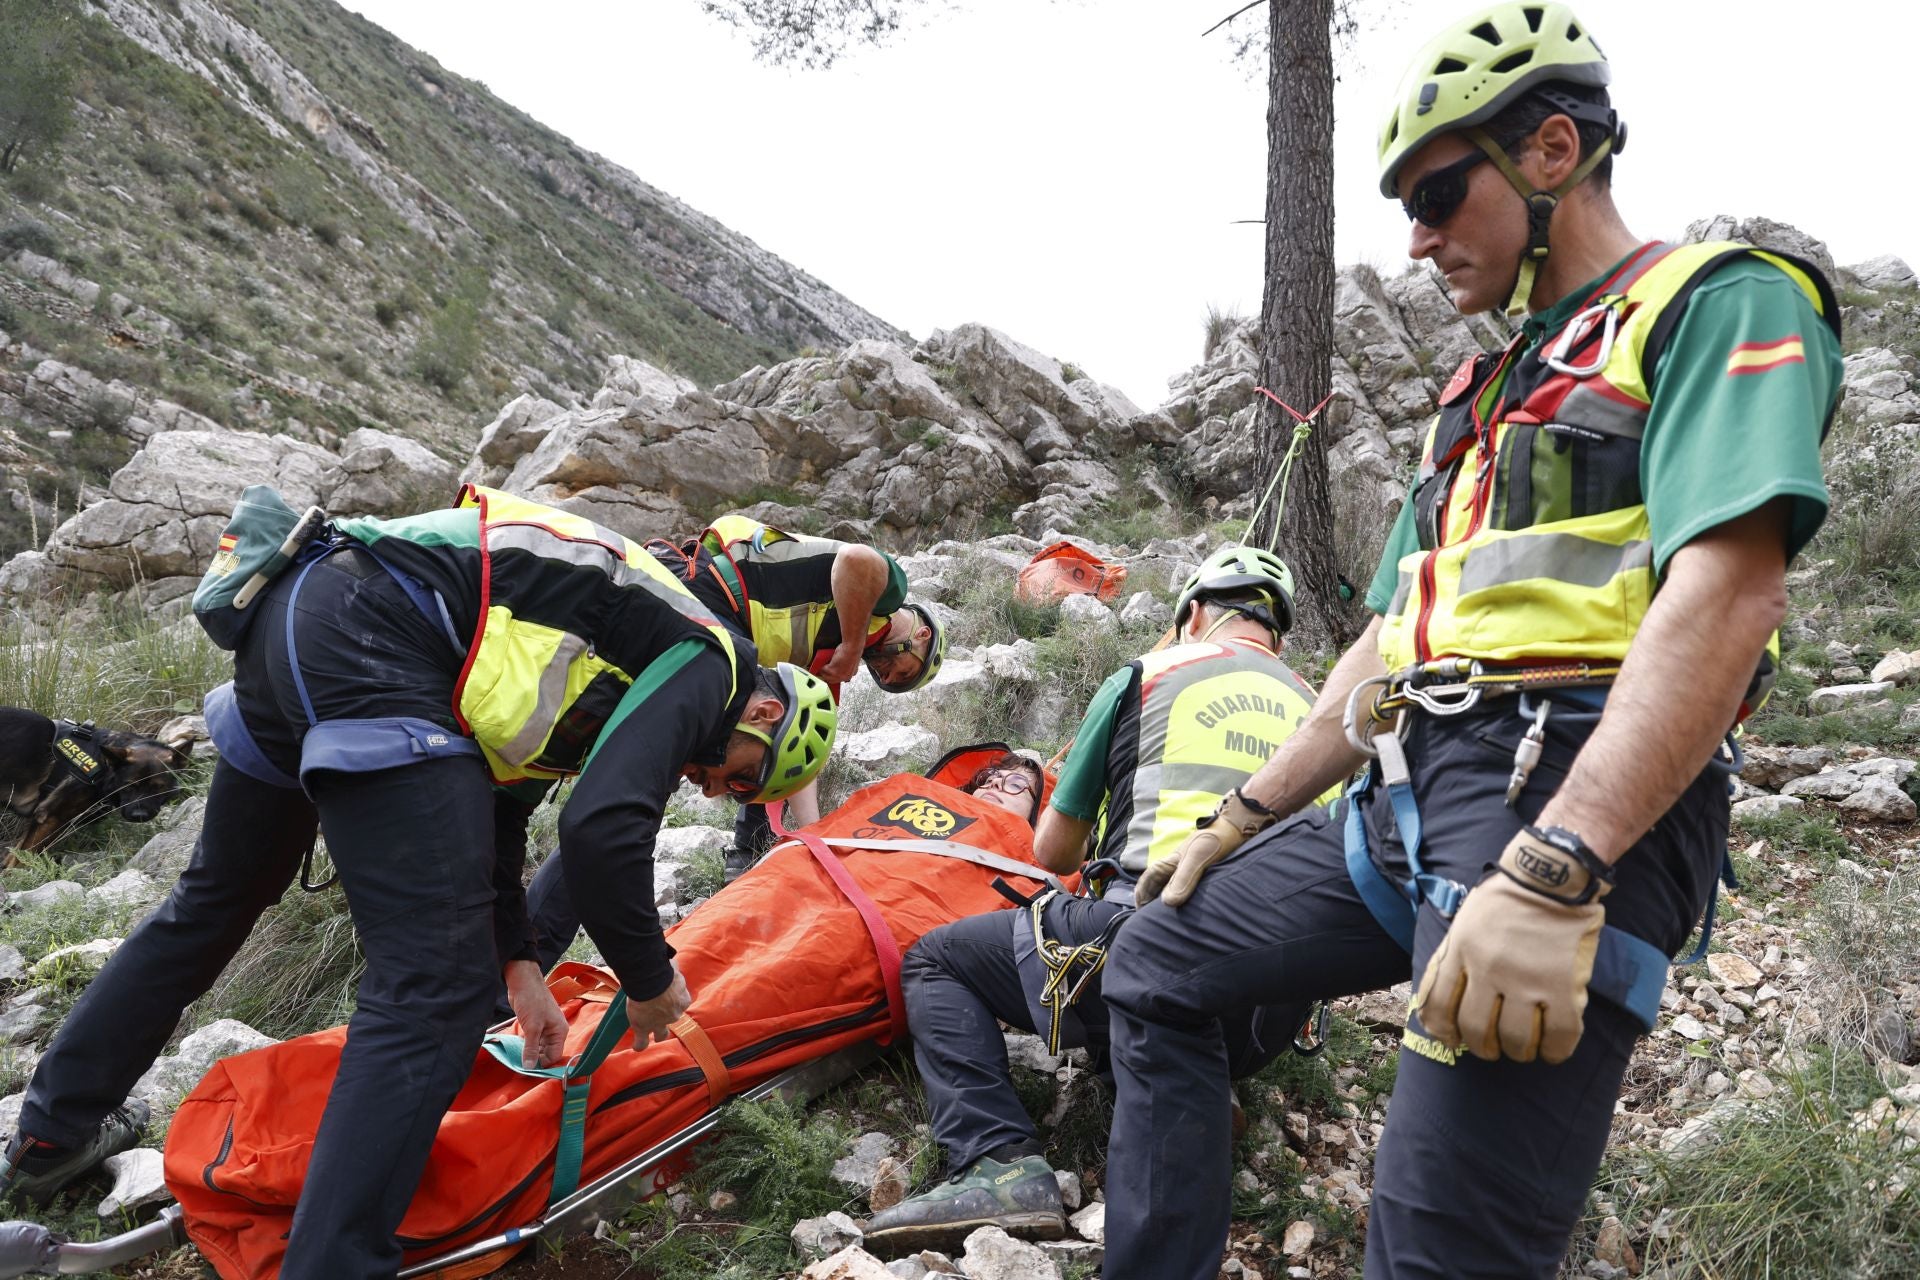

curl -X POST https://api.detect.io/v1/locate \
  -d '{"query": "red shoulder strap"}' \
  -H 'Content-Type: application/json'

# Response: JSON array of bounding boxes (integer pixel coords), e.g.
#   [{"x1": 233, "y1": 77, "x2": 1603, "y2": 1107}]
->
[{"x1": 767, "y1": 802, "x2": 906, "y2": 1044}]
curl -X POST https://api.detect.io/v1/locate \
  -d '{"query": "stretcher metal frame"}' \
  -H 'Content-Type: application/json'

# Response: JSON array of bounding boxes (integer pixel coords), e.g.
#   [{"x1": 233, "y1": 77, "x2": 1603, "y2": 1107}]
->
[{"x1": 0, "y1": 1042, "x2": 882, "y2": 1279}]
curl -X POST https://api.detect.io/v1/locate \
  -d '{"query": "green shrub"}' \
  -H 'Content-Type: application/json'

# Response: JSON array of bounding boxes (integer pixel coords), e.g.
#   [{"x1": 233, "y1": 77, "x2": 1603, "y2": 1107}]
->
[
  {"x1": 1203, "y1": 304, "x2": 1247, "y2": 361},
  {"x1": 1618, "y1": 1065, "x2": 1920, "y2": 1277},
  {"x1": 0, "y1": 218, "x2": 59, "y2": 257},
  {"x1": 1804, "y1": 866, "x2": 1920, "y2": 1055}
]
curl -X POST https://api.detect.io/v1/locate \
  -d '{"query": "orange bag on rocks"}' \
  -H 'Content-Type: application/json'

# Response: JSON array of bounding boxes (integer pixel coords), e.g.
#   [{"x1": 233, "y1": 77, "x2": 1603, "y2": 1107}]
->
[
  {"x1": 163, "y1": 775, "x2": 1056, "y2": 1280},
  {"x1": 1014, "y1": 542, "x2": 1128, "y2": 605}
]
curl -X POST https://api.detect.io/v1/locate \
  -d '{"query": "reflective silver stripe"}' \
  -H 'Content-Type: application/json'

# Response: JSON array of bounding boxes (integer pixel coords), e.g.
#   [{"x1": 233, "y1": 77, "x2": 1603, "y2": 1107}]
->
[
  {"x1": 1553, "y1": 383, "x2": 1649, "y2": 441},
  {"x1": 789, "y1": 608, "x2": 811, "y2": 663},
  {"x1": 488, "y1": 523, "x2": 725, "y2": 636},
  {"x1": 1387, "y1": 568, "x2": 1414, "y2": 617},
  {"x1": 500, "y1": 632, "x2": 587, "y2": 764},
  {"x1": 1132, "y1": 762, "x2": 1259, "y2": 801},
  {"x1": 1458, "y1": 534, "x2": 1652, "y2": 597},
  {"x1": 1125, "y1": 648, "x2": 1293, "y2": 872}
]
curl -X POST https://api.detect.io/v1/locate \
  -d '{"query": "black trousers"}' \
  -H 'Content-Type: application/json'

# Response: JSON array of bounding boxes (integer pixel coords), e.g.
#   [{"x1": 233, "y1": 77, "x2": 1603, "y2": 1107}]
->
[
  {"x1": 1097, "y1": 697, "x2": 1726, "y2": 1280},
  {"x1": 904, "y1": 891, "x2": 1300, "y2": 1174},
  {"x1": 22, "y1": 550, "x2": 499, "y2": 1280}
]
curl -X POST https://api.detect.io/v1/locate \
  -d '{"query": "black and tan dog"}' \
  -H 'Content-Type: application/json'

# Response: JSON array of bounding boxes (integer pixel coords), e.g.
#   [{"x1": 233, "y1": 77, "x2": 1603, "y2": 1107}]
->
[{"x1": 0, "y1": 707, "x2": 192, "y2": 860}]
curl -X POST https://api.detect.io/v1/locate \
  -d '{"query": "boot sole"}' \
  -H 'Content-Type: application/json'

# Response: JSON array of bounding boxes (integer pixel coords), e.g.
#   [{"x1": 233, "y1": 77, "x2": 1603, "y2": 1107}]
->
[{"x1": 864, "y1": 1211, "x2": 1066, "y2": 1257}]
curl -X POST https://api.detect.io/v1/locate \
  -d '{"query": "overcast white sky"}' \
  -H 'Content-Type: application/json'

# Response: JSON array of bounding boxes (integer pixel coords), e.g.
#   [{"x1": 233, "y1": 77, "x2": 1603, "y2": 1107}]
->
[{"x1": 344, "y1": 0, "x2": 1914, "y2": 407}]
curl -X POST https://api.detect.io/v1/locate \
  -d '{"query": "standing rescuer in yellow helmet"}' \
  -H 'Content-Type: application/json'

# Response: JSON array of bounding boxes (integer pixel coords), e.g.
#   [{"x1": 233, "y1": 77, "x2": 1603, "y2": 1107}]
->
[{"x1": 1093, "y1": 6, "x2": 1844, "y2": 1277}]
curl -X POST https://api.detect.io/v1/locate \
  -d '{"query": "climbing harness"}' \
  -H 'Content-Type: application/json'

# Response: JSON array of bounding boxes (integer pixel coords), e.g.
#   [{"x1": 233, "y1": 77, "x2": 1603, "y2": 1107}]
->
[
  {"x1": 1339, "y1": 672, "x2": 1738, "y2": 1032},
  {"x1": 1245, "y1": 387, "x2": 1336, "y2": 555},
  {"x1": 1024, "y1": 890, "x2": 1132, "y2": 1055}
]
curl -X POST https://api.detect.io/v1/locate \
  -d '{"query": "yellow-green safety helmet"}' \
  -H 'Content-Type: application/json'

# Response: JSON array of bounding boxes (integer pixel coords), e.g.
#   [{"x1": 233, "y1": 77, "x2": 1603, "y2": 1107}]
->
[
  {"x1": 743, "y1": 662, "x2": 838, "y2": 804},
  {"x1": 868, "y1": 602, "x2": 947, "y2": 694},
  {"x1": 1176, "y1": 546, "x2": 1296, "y2": 637},
  {"x1": 1377, "y1": 3, "x2": 1611, "y2": 198}
]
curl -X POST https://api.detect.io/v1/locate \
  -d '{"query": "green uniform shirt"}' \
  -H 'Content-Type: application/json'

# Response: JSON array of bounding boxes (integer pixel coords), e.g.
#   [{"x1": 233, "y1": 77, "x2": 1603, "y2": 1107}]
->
[
  {"x1": 1366, "y1": 251, "x2": 1841, "y2": 614},
  {"x1": 1049, "y1": 665, "x2": 1135, "y2": 821}
]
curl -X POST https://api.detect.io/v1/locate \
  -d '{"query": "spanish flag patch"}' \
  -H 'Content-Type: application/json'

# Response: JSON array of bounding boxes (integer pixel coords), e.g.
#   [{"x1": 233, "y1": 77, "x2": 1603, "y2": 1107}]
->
[{"x1": 1726, "y1": 336, "x2": 1805, "y2": 376}]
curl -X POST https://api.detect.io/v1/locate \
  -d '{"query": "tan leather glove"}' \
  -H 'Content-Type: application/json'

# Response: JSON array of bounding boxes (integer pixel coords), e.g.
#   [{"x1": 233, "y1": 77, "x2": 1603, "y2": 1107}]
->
[
  {"x1": 1135, "y1": 788, "x2": 1276, "y2": 907},
  {"x1": 1411, "y1": 826, "x2": 1612, "y2": 1064}
]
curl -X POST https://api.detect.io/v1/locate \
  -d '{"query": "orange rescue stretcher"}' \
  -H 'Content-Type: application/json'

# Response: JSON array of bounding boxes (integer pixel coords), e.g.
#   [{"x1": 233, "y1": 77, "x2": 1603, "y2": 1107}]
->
[{"x1": 0, "y1": 753, "x2": 1061, "y2": 1279}]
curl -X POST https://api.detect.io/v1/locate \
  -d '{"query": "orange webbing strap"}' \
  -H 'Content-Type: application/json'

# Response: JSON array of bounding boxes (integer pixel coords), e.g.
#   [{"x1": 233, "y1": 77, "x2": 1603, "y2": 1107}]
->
[{"x1": 670, "y1": 1014, "x2": 733, "y2": 1109}]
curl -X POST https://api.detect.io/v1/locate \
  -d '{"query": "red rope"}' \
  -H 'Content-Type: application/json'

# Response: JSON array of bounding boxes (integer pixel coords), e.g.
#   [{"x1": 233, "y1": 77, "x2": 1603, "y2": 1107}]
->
[{"x1": 1253, "y1": 386, "x2": 1337, "y2": 424}]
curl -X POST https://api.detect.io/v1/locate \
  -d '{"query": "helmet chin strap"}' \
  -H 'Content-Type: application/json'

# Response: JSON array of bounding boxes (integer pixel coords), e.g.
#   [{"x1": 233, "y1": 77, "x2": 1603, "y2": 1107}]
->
[{"x1": 1468, "y1": 127, "x2": 1615, "y2": 317}]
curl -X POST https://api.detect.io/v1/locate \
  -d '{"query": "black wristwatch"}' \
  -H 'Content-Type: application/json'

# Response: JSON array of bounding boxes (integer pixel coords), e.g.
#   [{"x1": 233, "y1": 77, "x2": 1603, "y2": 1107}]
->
[{"x1": 1523, "y1": 823, "x2": 1617, "y2": 892}]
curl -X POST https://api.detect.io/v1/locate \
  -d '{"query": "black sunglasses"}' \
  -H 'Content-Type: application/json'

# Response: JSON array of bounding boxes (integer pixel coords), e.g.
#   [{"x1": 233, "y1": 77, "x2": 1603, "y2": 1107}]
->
[{"x1": 1401, "y1": 150, "x2": 1488, "y2": 228}]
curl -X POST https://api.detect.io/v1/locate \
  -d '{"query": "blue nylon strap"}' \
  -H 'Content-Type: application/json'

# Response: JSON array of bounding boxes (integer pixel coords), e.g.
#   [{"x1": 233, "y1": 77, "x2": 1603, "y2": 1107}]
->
[
  {"x1": 297, "y1": 718, "x2": 481, "y2": 785},
  {"x1": 1341, "y1": 759, "x2": 1671, "y2": 1031},
  {"x1": 202, "y1": 681, "x2": 300, "y2": 789},
  {"x1": 282, "y1": 548, "x2": 339, "y2": 730},
  {"x1": 1343, "y1": 784, "x2": 1415, "y2": 952}
]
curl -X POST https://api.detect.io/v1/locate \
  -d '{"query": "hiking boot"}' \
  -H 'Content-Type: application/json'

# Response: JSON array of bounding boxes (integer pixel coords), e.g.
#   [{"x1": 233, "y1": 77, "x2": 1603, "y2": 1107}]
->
[
  {"x1": 722, "y1": 846, "x2": 757, "y2": 885},
  {"x1": 0, "y1": 1100, "x2": 150, "y2": 1208},
  {"x1": 862, "y1": 1154, "x2": 1065, "y2": 1255}
]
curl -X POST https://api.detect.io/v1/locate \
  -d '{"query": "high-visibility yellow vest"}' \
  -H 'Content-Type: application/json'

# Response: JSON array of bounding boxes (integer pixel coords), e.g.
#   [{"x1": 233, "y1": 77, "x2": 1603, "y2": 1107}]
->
[
  {"x1": 455, "y1": 486, "x2": 738, "y2": 783},
  {"x1": 700, "y1": 515, "x2": 890, "y2": 668},
  {"x1": 1109, "y1": 638, "x2": 1318, "y2": 874},
  {"x1": 1376, "y1": 242, "x2": 1838, "y2": 715}
]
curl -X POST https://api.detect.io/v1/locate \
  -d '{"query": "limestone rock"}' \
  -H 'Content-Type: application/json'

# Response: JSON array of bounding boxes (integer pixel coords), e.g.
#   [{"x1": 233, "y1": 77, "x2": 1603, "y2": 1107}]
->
[
  {"x1": 978, "y1": 641, "x2": 1040, "y2": 682},
  {"x1": 322, "y1": 427, "x2": 458, "y2": 516},
  {"x1": 0, "y1": 1004, "x2": 51, "y2": 1046},
  {"x1": 869, "y1": 1155, "x2": 911, "y2": 1214},
  {"x1": 793, "y1": 1211, "x2": 865, "y2": 1259},
  {"x1": 839, "y1": 724, "x2": 940, "y2": 771},
  {"x1": 1592, "y1": 1216, "x2": 1637, "y2": 1273},
  {"x1": 591, "y1": 355, "x2": 696, "y2": 414},
  {"x1": 1118, "y1": 591, "x2": 1171, "y2": 629},
  {"x1": 1068, "y1": 1199, "x2": 1105, "y2": 1244},
  {"x1": 1732, "y1": 794, "x2": 1804, "y2": 821},
  {"x1": 31, "y1": 938, "x2": 121, "y2": 982},
  {"x1": 1052, "y1": 1170, "x2": 1082, "y2": 1211},
  {"x1": 1282, "y1": 1219, "x2": 1315, "y2": 1262},
  {"x1": 38, "y1": 430, "x2": 334, "y2": 590},
  {"x1": 1808, "y1": 682, "x2": 1893, "y2": 713},
  {"x1": 462, "y1": 394, "x2": 567, "y2": 487},
  {"x1": 803, "y1": 1246, "x2": 896, "y2": 1280},
  {"x1": 8, "y1": 880, "x2": 84, "y2": 911},
  {"x1": 131, "y1": 1019, "x2": 276, "y2": 1113},
  {"x1": 1684, "y1": 215, "x2": 1836, "y2": 283},
  {"x1": 1740, "y1": 744, "x2": 1836, "y2": 790},
  {"x1": 1706, "y1": 952, "x2": 1763, "y2": 989},
  {"x1": 956, "y1": 1226, "x2": 1059, "y2": 1280},
  {"x1": 1871, "y1": 650, "x2": 1920, "y2": 686},
  {"x1": 0, "y1": 946, "x2": 25, "y2": 984},
  {"x1": 833, "y1": 1131, "x2": 900, "y2": 1194},
  {"x1": 1058, "y1": 593, "x2": 1116, "y2": 633},
  {"x1": 127, "y1": 797, "x2": 206, "y2": 880},
  {"x1": 1849, "y1": 255, "x2": 1918, "y2": 291},
  {"x1": 86, "y1": 869, "x2": 160, "y2": 912},
  {"x1": 96, "y1": 1147, "x2": 169, "y2": 1216},
  {"x1": 1840, "y1": 778, "x2": 1917, "y2": 824}
]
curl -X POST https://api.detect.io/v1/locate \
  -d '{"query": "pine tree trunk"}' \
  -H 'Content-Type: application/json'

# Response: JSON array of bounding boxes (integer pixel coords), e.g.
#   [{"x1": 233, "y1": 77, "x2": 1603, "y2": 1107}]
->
[{"x1": 1252, "y1": 0, "x2": 1359, "y2": 650}]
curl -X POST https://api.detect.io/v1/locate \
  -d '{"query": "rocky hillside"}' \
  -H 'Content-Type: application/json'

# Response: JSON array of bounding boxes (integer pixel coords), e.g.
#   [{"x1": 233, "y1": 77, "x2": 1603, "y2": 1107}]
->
[
  {"x1": 0, "y1": 220, "x2": 1917, "y2": 1279},
  {"x1": 0, "y1": 0, "x2": 898, "y2": 560}
]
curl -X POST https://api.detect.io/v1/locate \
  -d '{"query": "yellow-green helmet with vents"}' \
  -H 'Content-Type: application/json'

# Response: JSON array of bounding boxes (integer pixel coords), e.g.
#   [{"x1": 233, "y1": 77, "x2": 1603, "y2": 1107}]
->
[
  {"x1": 1377, "y1": 3, "x2": 1610, "y2": 198},
  {"x1": 743, "y1": 662, "x2": 838, "y2": 804}
]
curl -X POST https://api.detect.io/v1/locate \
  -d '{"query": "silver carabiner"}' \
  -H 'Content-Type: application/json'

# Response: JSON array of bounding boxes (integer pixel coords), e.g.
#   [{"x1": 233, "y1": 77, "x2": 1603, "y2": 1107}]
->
[
  {"x1": 1505, "y1": 697, "x2": 1552, "y2": 807},
  {"x1": 1400, "y1": 680, "x2": 1483, "y2": 717},
  {"x1": 1544, "y1": 301, "x2": 1619, "y2": 378}
]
